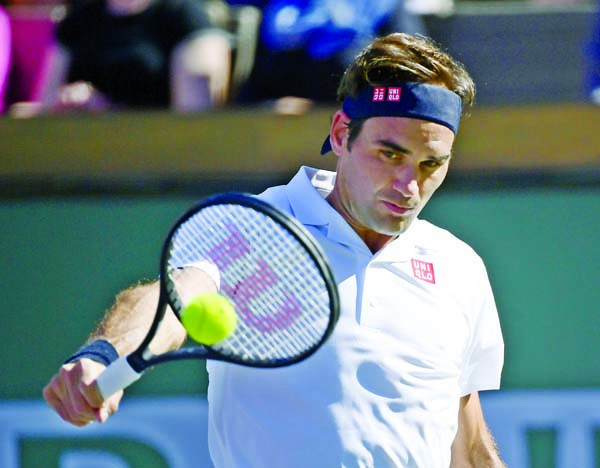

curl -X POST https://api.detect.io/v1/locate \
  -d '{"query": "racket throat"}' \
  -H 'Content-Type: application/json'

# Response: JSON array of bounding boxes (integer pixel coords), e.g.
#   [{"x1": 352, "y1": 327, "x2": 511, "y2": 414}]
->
[{"x1": 129, "y1": 352, "x2": 149, "y2": 373}]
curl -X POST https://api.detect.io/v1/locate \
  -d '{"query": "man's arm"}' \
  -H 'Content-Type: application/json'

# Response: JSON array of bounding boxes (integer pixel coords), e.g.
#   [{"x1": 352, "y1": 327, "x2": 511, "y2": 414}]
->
[
  {"x1": 170, "y1": 30, "x2": 231, "y2": 112},
  {"x1": 43, "y1": 280, "x2": 188, "y2": 427},
  {"x1": 36, "y1": 44, "x2": 72, "y2": 111},
  {"x1": 451, "y1": 392, "x2": 506, "y2": 468},
  {"x1": 91, "y1": 281, "x2": 187, "y2": 355}
]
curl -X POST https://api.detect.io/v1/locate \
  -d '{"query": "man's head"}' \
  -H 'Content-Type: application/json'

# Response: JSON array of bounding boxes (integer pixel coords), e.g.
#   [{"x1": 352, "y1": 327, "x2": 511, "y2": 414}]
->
[
  {"x1": 323, "y1": 33, "x2": 475, "y2": 154},
  {"x1": 324, "y1": 33, "x2": 475, "y2": 252}
]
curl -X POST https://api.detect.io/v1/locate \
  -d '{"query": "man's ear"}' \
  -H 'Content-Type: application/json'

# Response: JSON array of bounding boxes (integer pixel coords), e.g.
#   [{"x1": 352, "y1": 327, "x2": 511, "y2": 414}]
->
[{"x1": 330, "y1": 110, "x2": 351, "y2": 156}]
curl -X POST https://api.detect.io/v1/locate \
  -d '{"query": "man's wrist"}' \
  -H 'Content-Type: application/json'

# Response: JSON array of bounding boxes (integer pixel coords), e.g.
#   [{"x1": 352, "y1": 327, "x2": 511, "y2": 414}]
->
[{"x1": 64, "y1": 339, "x2": 119, "y2": 367}]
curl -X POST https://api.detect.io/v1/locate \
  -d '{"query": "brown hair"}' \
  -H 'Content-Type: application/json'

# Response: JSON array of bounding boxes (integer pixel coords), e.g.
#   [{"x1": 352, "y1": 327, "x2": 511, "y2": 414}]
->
[{"x1": 337, "y1": 33, "x2": 475, "y2": 149}]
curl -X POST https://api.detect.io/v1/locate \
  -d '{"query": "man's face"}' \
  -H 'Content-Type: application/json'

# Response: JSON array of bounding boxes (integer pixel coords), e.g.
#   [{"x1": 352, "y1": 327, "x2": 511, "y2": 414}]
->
[{"x1": 327, "y1": 113, "x2": 455, "y2": 252}]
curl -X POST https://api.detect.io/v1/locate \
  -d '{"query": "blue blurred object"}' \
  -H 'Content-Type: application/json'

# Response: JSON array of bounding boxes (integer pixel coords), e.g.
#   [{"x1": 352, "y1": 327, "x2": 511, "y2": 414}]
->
[
  {"x1": 226, "y1": 0, "x2": 269, "y2": 5},
  {"x1": 584, "y1": 1, "x2": 600, "y2": 102},
  {"x1": 261, "y1": 0, "x2": 399, "y2": 59}
]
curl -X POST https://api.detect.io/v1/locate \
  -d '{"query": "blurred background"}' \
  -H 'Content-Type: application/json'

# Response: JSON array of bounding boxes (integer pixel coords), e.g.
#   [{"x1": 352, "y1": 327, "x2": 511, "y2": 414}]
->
[{"x1": 0, "y1": 0, "x2": 599, "y2": 467}]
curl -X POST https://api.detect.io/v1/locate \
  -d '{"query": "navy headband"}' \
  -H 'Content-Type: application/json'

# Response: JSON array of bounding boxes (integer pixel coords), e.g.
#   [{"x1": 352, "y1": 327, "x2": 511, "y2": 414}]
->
[{"x1": 320, "y1": 82, "x2": 462, "y2": 155}]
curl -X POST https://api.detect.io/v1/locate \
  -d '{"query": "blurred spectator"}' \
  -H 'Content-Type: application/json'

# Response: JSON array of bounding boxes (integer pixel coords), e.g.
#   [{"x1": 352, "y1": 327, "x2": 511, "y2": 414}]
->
[
  {"x1": 5, "y1": 2, "x2": 61, "y2": 114},
  {"x1": 225, "y1": 0, "x2": 426, "y2": 104},
  {"x1": 30, "y1": 0, "x2": 231, "y2": 114},
  {"x1": 585, "y1": 0, "x2": 600, "y2": 103},
  {"x1": 0, "y1": 5, "x2": 10, "y2": 113},
  {"x1": 405, "y1": 0, "x2": 453, "y2": 16}
]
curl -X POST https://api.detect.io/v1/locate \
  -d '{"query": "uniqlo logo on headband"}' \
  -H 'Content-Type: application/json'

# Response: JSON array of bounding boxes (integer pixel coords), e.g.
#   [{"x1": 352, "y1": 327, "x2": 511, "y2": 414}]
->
[
  {"x1": 411, "y1": 259, "x2": 436, "y2": 284},
  {"x1": 373, "y1": 87, "x2": 386, "y2": 101},
  {"x1": 387, "y1": 87, "x2": 401, "y2": 101},
  {"x1": 372, "y1": 86, "x2": 402, "y2": 102}
]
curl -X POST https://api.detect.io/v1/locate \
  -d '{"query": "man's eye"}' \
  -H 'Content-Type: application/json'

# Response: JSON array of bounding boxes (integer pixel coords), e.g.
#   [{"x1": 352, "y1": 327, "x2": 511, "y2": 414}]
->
[
  {"x1": 381, "y1": 150, "x2": 398, "y2": 159},
  {"x1": 422, "y1": 160, "x2": 443, "y2": 168}
]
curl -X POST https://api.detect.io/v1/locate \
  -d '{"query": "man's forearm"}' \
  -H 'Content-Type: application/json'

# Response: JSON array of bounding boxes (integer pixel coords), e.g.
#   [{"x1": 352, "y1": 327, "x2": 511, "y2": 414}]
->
[
  {"x1": 468, "y1": 432, "x2": 506, "y2": 468},
  {"x1": 451, "y1": 393, "x2": 506, "y2": 468},
  {"x1": 88, "y1": 281, "x2": 186, "y2": 356}
]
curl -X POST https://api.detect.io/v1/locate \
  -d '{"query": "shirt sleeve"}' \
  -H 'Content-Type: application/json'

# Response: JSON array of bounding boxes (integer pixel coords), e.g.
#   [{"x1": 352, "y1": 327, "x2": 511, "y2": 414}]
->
[
  {"x1": 185, "y1": 259, "x2": 221, "y2": 290},
  {"x1": 459, "y1": 260, "x2": 504, "y2": 396}
]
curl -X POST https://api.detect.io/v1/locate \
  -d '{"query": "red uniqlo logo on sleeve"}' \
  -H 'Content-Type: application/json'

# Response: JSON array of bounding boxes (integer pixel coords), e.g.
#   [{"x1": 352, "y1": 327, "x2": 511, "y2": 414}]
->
[
  {"x1": 373, "y1": 87, "x2": 386, "y2": 101},
  {"x1": 387, "y1": 87, "x2": 401, "y2": 102},
  {"x1": 411, "y1": 259, "x2": 436, "y2": 284}
]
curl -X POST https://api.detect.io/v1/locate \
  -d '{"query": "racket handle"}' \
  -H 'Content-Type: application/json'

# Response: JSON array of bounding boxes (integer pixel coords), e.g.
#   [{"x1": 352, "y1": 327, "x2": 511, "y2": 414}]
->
[{"x1": 96, "y1": 356, "x2": 143, "y2": 399}]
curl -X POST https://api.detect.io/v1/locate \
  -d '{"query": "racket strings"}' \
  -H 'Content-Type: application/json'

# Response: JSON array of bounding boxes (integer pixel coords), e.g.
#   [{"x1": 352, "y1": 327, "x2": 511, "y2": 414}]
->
[{"x1": 167, "y1": 204, "x2": 332, "y2": 364}]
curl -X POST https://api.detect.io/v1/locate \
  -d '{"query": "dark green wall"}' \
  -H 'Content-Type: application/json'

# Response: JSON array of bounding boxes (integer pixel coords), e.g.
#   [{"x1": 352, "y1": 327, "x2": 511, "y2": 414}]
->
[
  {"x1": 1, "y1": 186, "x2": 598, "y2": 400},
  {"x1": 423, "y1": 187, "x2": 600, "y2": 389}
]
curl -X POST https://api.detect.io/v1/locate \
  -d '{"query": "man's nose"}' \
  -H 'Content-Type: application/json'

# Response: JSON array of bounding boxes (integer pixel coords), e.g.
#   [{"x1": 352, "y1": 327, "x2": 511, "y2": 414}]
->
[{"x1": 391, "y1": 166, "x2": 419, "y2": 198}]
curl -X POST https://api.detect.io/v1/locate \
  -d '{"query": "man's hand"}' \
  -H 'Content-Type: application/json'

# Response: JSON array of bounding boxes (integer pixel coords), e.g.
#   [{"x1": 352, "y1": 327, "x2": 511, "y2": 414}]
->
[
  {"x1": 54, "y1": 81, "x2": 114, "y2": 112},
  {"x1": 43, "y1": 358, "x2": 123, "y2": 427}
]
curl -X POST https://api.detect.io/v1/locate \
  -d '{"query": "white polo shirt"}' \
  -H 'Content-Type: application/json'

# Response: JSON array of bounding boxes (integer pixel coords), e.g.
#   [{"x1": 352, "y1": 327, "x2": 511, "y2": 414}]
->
[{"x1": 206, "y1": 166, "x2": 504, "y2": 468}]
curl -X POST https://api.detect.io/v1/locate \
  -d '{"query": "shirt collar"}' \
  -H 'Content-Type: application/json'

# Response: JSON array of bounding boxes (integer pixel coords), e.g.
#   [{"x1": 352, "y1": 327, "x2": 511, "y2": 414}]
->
[
  {"x1": 285, "y1": 166, "x2": 333, "y2": 227},
  {"x1": 286, "y1": 166, "x2": 371, "y2": 254}
]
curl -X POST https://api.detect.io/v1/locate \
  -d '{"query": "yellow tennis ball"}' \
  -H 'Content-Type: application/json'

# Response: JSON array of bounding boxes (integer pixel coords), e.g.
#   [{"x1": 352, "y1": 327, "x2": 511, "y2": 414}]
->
[{"x1": 181, "y1": 293, "x2": 237, "y2": 345}]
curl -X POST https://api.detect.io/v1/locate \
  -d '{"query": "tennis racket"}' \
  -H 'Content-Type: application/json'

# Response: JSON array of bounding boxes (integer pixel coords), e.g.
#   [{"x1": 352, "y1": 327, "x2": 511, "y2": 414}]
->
[{"x1": 96, "y1": 192, "x2": 340, "y2": 399}]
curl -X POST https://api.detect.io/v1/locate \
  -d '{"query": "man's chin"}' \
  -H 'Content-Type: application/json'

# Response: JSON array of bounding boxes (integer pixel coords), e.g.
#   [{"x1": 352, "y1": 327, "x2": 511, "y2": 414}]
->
[{"x1": 377, "y1": 218, "x2": 415, "y2": 237}]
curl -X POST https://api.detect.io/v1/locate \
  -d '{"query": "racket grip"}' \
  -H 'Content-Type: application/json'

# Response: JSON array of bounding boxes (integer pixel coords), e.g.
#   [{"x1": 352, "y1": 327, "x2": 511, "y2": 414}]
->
[{"x1": 96, "y1": 356, "x2": 143, "y2": 399}]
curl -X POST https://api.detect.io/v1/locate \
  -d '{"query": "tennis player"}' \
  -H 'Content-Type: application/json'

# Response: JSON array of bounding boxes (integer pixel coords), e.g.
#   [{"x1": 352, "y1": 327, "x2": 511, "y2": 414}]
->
[{"x1": 44, "y1": 32, "x2": 505, "y2": 467}]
